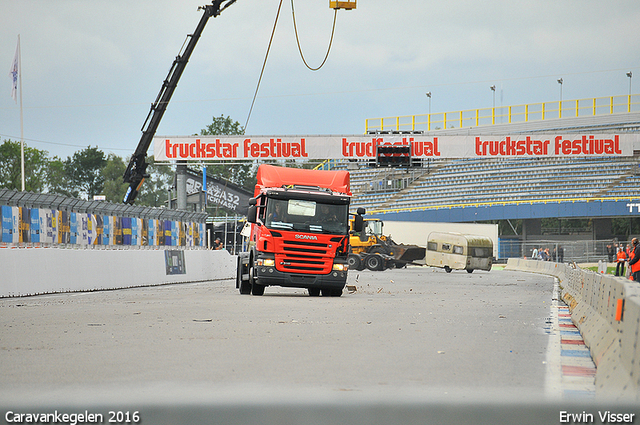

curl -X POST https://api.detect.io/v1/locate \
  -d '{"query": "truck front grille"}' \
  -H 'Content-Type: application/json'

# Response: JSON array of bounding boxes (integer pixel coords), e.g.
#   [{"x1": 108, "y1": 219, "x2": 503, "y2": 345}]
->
[
  {"x1": 282, "y1": 239, "x2": 329, "y2": 255},
  {"x1": 277, "y1": 239, "x2": 331, "y2": 273}
]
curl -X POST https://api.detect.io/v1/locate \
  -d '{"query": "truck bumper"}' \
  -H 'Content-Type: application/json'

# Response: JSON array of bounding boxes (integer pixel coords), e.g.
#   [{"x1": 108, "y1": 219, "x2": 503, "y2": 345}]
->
[{"x1": 254, "y1": 264, "x2": 347, "y2": 290}]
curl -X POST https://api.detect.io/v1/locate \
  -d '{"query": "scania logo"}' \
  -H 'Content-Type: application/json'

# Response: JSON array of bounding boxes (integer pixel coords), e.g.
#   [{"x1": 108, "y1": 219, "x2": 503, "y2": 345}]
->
[{"x1": 295, "y1": 234, "x2": 317, "y2": 240}]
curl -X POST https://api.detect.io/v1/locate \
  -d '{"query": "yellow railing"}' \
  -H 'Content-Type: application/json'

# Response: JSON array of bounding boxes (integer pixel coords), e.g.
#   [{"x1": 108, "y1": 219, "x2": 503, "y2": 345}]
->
[{"x1": 365, "y1": 94, "x2": 640, "y2": 133}]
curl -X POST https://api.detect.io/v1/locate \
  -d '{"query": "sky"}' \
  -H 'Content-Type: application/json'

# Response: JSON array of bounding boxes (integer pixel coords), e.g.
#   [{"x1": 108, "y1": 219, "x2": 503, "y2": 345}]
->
[{"x1": 1, "y1": 0, "x2": 639, "y2": 160}]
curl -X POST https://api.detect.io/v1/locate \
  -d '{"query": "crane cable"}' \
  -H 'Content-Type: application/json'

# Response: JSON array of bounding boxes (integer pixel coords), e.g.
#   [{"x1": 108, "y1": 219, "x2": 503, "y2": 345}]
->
[
  {"x1": 244, "y1": 0, "x2": 284, "y2": 132},
  {"x1": 245, "y1": 0, "x2": 338, "y2": 131},
  {"x1": 291, "y1": 0, "x2": 338, "y2": 71}
]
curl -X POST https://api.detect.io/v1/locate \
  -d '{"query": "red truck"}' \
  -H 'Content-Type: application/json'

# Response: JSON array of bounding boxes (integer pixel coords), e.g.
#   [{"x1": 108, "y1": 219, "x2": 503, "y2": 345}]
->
[{"x1": 236, "y1": 164, "x2": 364, "y2": 296}]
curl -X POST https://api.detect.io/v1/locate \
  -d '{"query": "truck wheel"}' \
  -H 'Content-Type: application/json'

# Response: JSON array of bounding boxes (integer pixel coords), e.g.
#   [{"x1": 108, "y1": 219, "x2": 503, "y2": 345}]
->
[
  {"x1": 347, "y1": 254, "x2": 363, "y2": 271},
  {"x1": 321, "y1": 288, "x2": 342, "y2": 297},
  {"x1": 240, "y1": 279, "x2": 251, "y2": 294},
  {"x1": 308, "y1": 288, "x2": 321, "y2": 297},
  {"x1": 251, "y1": 283, "x2": 265, "y2": 295},
  {"x1": 444, "y1": 266, "x2": 452, "y2": 273},
  {"x1": 248, "y1": 265, "x2": 265, "y2": 296},
  {"x1": 365, "y1": 254, "x2": 384, "y2": 271},
  {"x1": 331, "y1": 288, "x2": 343, "y2": 297},
  {"x1": 237, "y1": 258, "x2": 251, "y2": 295},
  {"x1": 467, "y1": 269, "x2": 474, "y2": 274}
]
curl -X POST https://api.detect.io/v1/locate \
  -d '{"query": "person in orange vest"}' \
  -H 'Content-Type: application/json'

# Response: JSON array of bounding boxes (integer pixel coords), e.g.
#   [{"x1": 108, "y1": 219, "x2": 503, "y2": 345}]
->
[
  {"x1": 615, "y1": 246, "x2": 627, "y2": 277},
  {"x1": 628, "y1": 238, "x2": 640, "y2": 281}
]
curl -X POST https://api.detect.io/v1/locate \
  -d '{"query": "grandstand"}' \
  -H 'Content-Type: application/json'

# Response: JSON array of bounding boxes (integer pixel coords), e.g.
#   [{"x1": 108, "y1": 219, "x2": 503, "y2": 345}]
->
[
  {"x1": 344, "y1": 155, "x2": 640, "y2": 213},
  {"x1": 313, "y1": 98, "x2": 640, "y2": 256},
  {"x1": 331, "y1": 152, "x2": 640, "y2": 261},
  {"x1": 339, "y1": 95, "x2": 640, "y2": 220}
]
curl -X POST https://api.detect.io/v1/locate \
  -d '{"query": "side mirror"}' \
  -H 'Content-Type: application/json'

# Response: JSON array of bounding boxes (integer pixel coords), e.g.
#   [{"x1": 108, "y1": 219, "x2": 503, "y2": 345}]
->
[
  {"x1": 353, "y1": 214, "x2": 364, "y2": 233},
  {"x1": 249, "y1": 197, "x2": 257, "y2": 206},
  {"x1": 247, "y1": 205, "x2": 257, "y2": 224},
  {"x1": 357, "y1": 207, "x2": 366, "y2": 215}
]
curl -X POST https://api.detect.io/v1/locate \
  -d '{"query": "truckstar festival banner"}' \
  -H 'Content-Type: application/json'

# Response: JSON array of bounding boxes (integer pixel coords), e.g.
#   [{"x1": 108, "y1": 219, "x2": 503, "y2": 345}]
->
[{"x1": 153, "y1": 134, "x2": 639, "y2": 162}]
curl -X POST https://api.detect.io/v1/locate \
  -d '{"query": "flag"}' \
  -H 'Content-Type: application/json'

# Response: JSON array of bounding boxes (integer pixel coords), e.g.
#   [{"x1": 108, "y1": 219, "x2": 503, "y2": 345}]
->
[{"x1": 9, "y1": 37, "x2": 19, "y2": 102}]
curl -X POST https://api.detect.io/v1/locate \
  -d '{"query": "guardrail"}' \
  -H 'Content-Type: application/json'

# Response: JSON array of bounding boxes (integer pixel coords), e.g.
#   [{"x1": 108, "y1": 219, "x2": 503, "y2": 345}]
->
[
  {"x1": 365, "y1": 94, "x2": 640, "y2": 133},
  {"x1": 506, "y1": 258, "x2": 640, "y2": 400}
]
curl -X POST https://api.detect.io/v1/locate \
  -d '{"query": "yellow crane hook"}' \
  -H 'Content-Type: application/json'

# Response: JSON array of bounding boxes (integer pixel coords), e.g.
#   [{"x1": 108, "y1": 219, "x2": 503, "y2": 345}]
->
[{"x1": 330, "y1": 0, "x2": 356, "y2": 10}]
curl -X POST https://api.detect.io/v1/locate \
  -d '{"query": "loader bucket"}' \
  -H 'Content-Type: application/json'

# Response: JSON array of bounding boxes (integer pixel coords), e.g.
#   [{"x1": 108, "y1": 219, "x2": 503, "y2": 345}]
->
[{"x1": 394, "y1": 244, "x2": 426, "y2": 263}]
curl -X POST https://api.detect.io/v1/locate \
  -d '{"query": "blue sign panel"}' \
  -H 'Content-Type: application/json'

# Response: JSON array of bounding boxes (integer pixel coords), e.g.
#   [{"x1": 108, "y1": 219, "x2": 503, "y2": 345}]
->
[
  {"x1": 30, "y1": 208, "x2": 40, "y2": 243},
  {"x1": 2, "y1": 205, "x2": 13, "y2": 243}
]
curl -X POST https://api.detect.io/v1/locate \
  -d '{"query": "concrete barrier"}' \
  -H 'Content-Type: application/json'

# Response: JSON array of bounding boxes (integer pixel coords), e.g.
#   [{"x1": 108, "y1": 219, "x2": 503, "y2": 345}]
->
[
  {"x1": 506, "y1": 258, "x2": 640, "y2": 400},
  {"x1": 0, "y1": 247, "x2": 236, "y2": 298}
]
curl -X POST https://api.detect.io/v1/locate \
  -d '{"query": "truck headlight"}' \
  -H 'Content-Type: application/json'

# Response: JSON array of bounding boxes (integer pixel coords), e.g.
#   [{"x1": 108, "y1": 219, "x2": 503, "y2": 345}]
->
[
  {"x1": 256, "y1": 258, "x2": 275, "y2": 267},
  {"x1": 332, "y1": 263, "x2": 348, "y2": 271}
]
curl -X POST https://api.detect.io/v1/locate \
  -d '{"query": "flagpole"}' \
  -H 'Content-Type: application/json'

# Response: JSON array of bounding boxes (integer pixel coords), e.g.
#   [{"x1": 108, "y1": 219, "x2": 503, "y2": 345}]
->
[{"x1": 18, "y1": 35, "x2": 25, "y2": 192}]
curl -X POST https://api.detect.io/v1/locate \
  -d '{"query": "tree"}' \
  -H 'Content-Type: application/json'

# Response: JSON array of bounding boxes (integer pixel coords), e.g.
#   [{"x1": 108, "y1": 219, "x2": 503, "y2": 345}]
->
[
  {"x1": 200, "y1": 114, "x2": 244, "y2": 136},
  {"x1": 101, "y1": 154, "x2": 129, "y2": 203},
  {"x1": 100, "y1": 154, "x2": 173, "y2": 206},
  {"x1": 199, "y1": 115, "x2": 256, "y2": 190},
  {"x1": 0, "y1": 139, "x2": 49, "y2": 192},
  {"x1": 136, "y1": 157, "x2": 174, "y2": 207},
  {"x1": 46, "y1": 156, "x2": 70, "y2": 196},
  {"x1": 64, "y1": 146, "x2": 107, "y2": 199}
]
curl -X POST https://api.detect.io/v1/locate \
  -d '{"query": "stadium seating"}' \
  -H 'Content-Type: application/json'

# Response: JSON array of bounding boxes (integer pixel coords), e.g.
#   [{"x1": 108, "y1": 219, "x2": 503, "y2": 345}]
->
[{"x1": 336, "y1": 156, "x2": 640, "y2": 212}]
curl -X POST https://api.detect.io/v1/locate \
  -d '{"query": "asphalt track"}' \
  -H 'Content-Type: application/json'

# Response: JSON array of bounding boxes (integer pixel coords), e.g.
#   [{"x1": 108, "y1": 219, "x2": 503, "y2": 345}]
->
[
  {"x1": 0, "y1": 266, "x2": 615, "y2": 424},
  {"x1": 0, "y1": 266, "x2": 556, "y2": 390}
]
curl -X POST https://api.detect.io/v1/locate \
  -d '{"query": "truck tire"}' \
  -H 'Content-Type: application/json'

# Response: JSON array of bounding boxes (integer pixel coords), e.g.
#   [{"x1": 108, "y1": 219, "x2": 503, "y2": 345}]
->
[
  {"x1": 237, "y1": 257, "x2": 251, "y2": 295},
  {"x1": 248, "y1": 262, "x2": 265, "y2": 296},
  {"x1": 365, "y1": 254, "x2": 384, "y2": 271},
  {"x1": 444, "y1": 266, "x2": 452, "y2": 273},
  {"x1": 321, "y1": 288, "x2": 342, "y2": 297},
  {"x1": 347, "y1": 254, "x2": 363, "y2": 271},
  {"x1": 251, "y1": 282, "x2": 265, "y2": 296},
  {"x1": 308, "y1": 288, "x2": 321, "y2": 297}
]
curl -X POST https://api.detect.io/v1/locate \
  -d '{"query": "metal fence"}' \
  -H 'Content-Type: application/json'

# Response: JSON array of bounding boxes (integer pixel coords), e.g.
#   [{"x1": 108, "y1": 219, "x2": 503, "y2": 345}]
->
[
  {"x1": 499, "y1": 238, "x2": 631, "y2": 264},
  {"x1": 1, "y1": 189, "x2": 208, "y2": 249},
  {"x1": 207, "y1": 216, "x2": 246, "y2": 255}
]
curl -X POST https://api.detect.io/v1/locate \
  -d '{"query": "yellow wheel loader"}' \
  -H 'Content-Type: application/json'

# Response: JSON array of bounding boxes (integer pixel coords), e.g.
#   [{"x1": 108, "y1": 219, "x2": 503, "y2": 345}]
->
[{"x1": 348, "y1": 218, "x2": 426, "y2": 271}]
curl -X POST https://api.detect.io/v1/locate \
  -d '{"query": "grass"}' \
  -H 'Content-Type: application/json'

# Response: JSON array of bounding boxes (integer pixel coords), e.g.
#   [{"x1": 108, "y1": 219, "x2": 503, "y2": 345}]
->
[{"x1": 583, "y1": 265, "x2": 626, "y2": 276}]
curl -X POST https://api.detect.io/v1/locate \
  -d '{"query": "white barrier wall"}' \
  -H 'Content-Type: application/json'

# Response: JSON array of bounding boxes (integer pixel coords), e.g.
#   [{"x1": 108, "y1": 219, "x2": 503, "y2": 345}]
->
[
  {"x1": 506, "y1": 258, "x2": 640, "y2": 400},
  {"x1": 0, "y1": 247, "x2": 236, "y2": 298}
]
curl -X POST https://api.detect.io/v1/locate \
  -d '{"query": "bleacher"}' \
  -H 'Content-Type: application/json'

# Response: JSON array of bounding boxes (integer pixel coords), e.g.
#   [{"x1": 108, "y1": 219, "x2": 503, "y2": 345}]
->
[{"x1": 337, "y1": 156, "x2": 640, "y2": 212}]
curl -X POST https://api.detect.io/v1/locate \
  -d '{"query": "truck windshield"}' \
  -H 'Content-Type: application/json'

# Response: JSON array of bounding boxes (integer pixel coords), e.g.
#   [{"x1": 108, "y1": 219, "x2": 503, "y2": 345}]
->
[{"x1": 265, "y1": 198, "x2": 348, "y2": 235}]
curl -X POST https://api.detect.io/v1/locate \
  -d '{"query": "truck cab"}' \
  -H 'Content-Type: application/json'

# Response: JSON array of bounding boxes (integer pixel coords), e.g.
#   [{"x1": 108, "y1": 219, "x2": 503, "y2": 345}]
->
[{"x1": 237, "y1": 165, "x2": 363, "y2": 296}]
